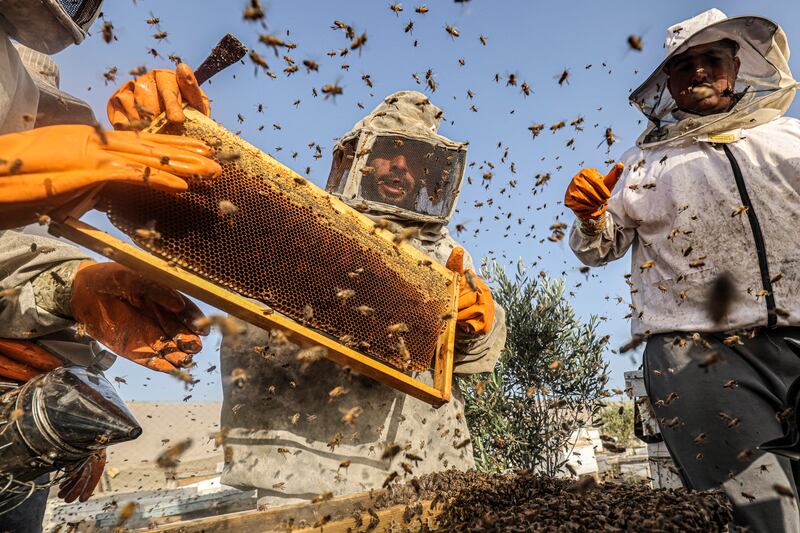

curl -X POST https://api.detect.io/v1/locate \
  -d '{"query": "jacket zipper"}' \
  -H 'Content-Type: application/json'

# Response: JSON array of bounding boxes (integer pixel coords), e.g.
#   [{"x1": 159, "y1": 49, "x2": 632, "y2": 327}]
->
[{"x1": 721, "y1": 144, "x2": 777, "y2": 328}]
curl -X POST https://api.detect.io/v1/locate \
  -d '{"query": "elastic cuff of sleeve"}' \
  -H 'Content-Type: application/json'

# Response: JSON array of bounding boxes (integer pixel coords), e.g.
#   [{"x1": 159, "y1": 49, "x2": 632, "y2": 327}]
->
[
  {"x1": 579, "y1": 212, "x2": 606, "y2": 237},
  {"x1": 31, "y1": 260, "x2": 85, "y2": 318}
]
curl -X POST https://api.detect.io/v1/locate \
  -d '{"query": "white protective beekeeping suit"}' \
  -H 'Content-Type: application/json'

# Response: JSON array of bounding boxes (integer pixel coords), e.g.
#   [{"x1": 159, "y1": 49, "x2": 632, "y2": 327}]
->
[
  {"x1": 220, "y1": 91, "x2": 507, "y2": 508},
  {"x1": 0, "y1": 0, "x2": 112, "y2": 368},
  {"x1": 570, "y1": 9, "x2": 800, "y2": 337},
  {"x1": 0, "y1": 0, "x2": 99, "y2": 131},
  {"x1": 0, "y1": 3, "x2": 107, "y2": 532}
]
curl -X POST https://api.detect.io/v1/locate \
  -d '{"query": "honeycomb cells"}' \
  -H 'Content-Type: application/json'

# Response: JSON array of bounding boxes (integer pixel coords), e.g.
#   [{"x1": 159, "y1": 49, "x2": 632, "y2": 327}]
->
[{"x1": 101, "y1": 112, "x2": 453, "y2": 372}]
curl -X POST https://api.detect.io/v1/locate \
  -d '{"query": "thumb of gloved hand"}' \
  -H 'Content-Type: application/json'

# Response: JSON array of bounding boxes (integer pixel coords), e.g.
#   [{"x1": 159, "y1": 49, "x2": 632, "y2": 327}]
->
[
  {"x1": 603, "y1": 162, "x2": 625, "y2": 191},
  {"x1": 565, "y1": 162, "x2": 624, "y2": 219},
  {"x1": 447, "y1": 245, "x2": 478, "y2": 316},
  {"x1": 446, "y1": 246, "x2": 466, "y2": 275},
  {"x1": 445, "y1": 246, "x2": 494, "y2": 336},
  {"x1": 175, "y1": 63, "x2": 210, "y2": 116}
]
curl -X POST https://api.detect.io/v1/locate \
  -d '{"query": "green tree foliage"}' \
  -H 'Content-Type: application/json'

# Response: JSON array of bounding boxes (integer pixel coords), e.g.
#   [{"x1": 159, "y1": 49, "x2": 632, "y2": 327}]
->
[
  {"x1": 599, "y1": 403, "x2": 636, "y2": 449},
  {"x1": 461, "y1": 261, "x2": 609, "y2": 475}
]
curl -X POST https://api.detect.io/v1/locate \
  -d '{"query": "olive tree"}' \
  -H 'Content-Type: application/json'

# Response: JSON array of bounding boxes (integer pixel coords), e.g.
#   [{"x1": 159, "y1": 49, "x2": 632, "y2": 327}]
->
[
  {"x1": 461, "y1": 261, "x2": 609, "y2": 475},
  {"x1": 599, "y1": 403, "x2": 636, "y2": 449}
]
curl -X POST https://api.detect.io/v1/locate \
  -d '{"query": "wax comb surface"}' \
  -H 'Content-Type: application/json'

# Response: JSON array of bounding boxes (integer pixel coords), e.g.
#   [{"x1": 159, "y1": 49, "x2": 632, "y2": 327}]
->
[{"x1": 101, "y1": 110, "x2": 456, "y2": 372}]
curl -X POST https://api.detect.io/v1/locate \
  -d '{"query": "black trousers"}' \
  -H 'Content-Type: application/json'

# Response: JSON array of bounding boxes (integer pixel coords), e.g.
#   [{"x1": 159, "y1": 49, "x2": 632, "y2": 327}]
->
[
  {"x1": 644, "y1": 327, "x2": 800, "y2": 532},
  {"x1": 0, "y1": 475, "x2": 49, "y2": 533}
]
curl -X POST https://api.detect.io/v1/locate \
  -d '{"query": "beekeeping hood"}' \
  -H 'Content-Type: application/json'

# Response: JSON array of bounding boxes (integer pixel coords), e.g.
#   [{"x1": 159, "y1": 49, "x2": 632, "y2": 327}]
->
[
  {"x1": 13, "y1": 42, "x2": 96, "y2": 126},
  {"x1": 327, "y1": 91, "x2": 468, "y2": 224},
  {"x1": 0, "y1": 0, "x2": 102, "y2": 54},
  {"x1": 630, "y1": 8, "x2": 799, "y2": 149}
]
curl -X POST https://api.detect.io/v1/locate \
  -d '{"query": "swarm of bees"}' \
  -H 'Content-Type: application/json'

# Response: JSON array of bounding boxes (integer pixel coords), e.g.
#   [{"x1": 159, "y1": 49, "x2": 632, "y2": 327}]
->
[
  {"x1": 353, "y1": 470, "x2": 731, "y2": 530},
  {"x1": 50, "y1": 5, "x2": 784, "y2": 528}
]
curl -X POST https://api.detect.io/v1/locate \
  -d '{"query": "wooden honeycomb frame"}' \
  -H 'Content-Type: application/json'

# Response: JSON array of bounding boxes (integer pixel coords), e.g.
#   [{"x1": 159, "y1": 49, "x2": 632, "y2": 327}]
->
[{"x1": 48, "y1": 109, "x2": 457, "y2": 406}]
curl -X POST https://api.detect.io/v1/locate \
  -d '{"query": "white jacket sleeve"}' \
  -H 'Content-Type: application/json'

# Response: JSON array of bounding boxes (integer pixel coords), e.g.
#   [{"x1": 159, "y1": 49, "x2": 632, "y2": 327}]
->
[
  {"x1": 0, "y1": 31, "x2": 39, "y2": 134},
  {"x1": 0, "y1": 230, "x2": 90, "y2": 338},
  {"x1": 453, "y1": 303, "x2": 507, "y2": 374},
  {"x1": 568, "y1": 206, "x2": 638, "y2": 267},
  {"x1": 568, "y1": 152, "x2": 641, "y2": 267}
]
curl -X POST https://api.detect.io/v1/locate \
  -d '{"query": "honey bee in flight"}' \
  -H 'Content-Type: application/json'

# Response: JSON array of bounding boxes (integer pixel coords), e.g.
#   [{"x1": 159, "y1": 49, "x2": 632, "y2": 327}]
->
[
  {"x1": 101, "y1": 21, "x2": 115, "y2": 43},
  {"x1": 321, "y1": 83, "x2": 344, "y2": 100},
  {"x1": 445, "y1": 25, "x2": 460, "y2": 38},
  {"x1": 350, "y1": 33, "x2": 368, "y2": 51},
  {"x1": 627, "y1": 35, "x2": 644, "y2": 51}
]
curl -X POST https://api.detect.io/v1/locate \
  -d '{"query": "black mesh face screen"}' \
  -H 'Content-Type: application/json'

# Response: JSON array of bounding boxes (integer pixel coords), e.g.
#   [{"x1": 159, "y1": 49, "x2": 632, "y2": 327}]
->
[
  {"x1": 58, "y1": 0, "x2": 101, "y2": 27},
  {"x1": 358, "y1": 136, "x2": 464, "y2": 217},
  {"x1": 326, "y1": 139, "x2": 356, "y2": 194}
]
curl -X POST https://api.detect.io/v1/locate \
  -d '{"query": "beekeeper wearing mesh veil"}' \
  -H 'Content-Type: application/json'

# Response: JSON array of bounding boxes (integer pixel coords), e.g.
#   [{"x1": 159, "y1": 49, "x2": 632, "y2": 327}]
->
[
  {"x1": 220, "y1": 90, "x2": 506, "y2": 508},
  {"x1": 0, "y1": 2, "x2": 221, "y2": 531},
  {"x1": 565, "y1": 9, "x2": 800, "y2": 532}
]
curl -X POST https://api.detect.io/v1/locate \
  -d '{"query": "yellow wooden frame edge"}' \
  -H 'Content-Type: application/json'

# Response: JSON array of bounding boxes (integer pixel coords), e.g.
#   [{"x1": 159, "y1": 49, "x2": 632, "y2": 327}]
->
[{"x1": 49, "y1": 216, "x2": 456, "y2": 406}]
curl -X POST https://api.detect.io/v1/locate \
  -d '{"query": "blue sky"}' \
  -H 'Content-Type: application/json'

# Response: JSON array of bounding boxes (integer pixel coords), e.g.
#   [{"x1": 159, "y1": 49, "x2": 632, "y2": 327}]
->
[{"x1": 52, "y1": 0, "x2": 800, "y2": 402}]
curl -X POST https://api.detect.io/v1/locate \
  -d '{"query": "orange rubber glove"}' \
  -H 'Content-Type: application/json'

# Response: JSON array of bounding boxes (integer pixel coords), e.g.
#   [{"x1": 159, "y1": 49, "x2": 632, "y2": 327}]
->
[
  {"x1": 0, "y1": 339, "x2": 62, "y2": 382},
  {"x1": 564, "y1": 162, "x2": 624, "y2": 219},
  {"x1": 446, "y1": 247, "x2": 495, "y2": 336},
  {"x1": 0, "y1": 125, "x2": 221, "y2": 229},
  {"x1": 58, "y1": 449, "x2": 106, "y2": 503},
  {"x1": 108, "y1": 64, "x2": 210, "y2": 130},
  {"x1": 70, "y1": 262, "x2": 210, "y2": 374}
]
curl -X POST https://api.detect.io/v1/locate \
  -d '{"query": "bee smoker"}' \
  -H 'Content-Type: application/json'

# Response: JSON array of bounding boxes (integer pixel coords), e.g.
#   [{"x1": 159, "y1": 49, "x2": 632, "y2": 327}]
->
[{"x1": 0, "y1": 366, "x2": 141, "y2": 487}]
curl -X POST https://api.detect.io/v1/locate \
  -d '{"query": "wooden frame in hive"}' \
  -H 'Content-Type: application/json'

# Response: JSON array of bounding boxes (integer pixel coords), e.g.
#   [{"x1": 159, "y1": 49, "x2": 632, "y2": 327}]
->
[{"x1": 48, "y1": 108, "x2": 458, "y2": 406}]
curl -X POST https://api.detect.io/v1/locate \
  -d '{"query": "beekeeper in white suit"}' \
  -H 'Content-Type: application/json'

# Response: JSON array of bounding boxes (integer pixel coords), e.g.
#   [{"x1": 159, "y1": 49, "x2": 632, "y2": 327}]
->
[
  {"x1": 566, "y1": 9, "x2": 800, "y2": 532},
  {"x1": 0, "y1": 2, "x2": 221, "y2": 531},
  {"x1": 220, "y1": 90, "x2": 507, "y2": 508}
]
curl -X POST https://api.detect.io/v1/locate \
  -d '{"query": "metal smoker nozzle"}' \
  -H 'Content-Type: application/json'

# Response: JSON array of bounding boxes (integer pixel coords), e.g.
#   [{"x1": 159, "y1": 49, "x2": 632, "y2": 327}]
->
[{"x1": 0, "y1": 366, "x2": 142, "y2": 484}]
